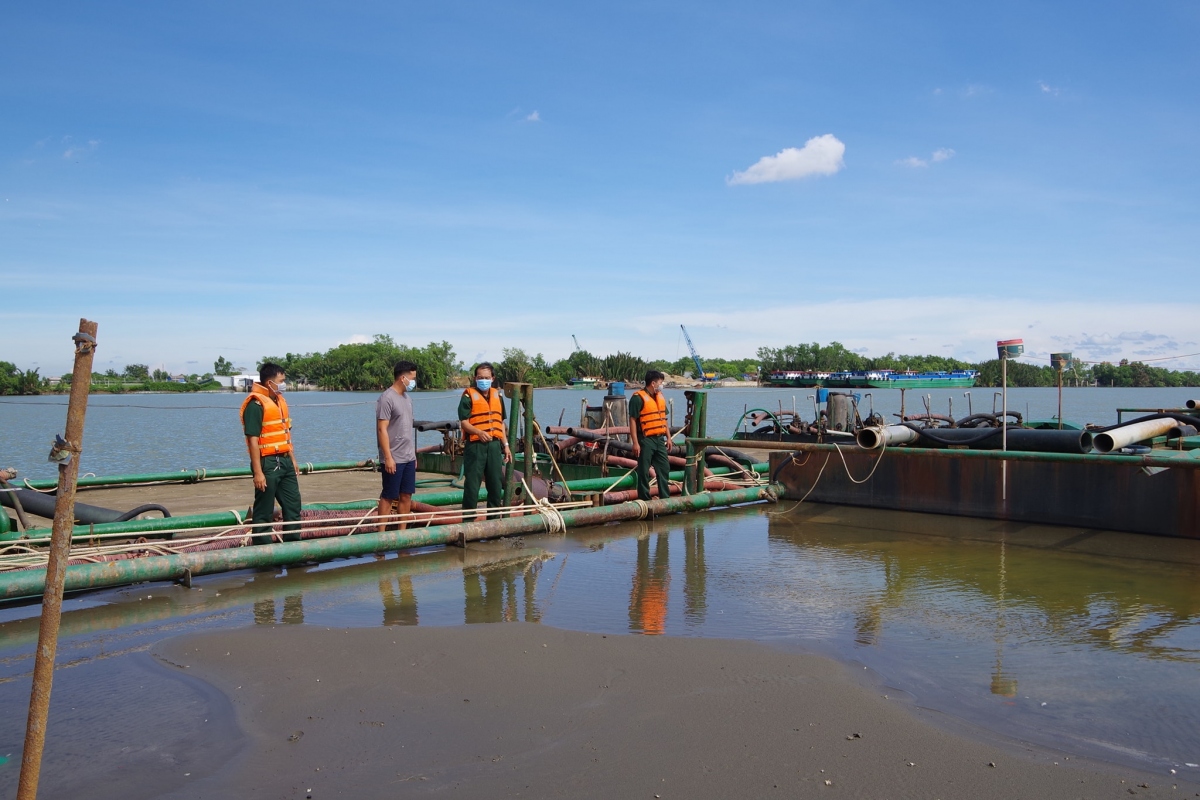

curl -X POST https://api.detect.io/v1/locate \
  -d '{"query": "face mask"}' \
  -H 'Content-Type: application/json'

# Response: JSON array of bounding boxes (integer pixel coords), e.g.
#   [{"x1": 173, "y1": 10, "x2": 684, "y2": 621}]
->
[
  {"x1": 406, "y1": 379, "x2": 416, "y2": 392},
  {"x1": 476, "y1": 378, "x2": 493, "y2": 392},
  {"x1": 272, "y1": 380, "x2": 286, "y2": 393}
]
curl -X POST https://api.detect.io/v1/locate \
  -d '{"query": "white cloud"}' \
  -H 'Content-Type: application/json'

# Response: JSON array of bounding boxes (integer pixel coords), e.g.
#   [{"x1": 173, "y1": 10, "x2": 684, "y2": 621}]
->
[
  {"x1": 897, "y1": 148, "x2": 955, "y2": 168},
  {"x1": 727, "y1": 134, "x2": 845, "y2": 186},
  {"x1": 341, "y1": 334, "x2": 372, "y2": 345},
  {"x1": 525, "y1": 110, "x2": 541, "y2": 122},
  {"x1": 1038, "y1": 80, "x2": 1060, "y2": 96},
  {"x1": 62, "y1": 139, "x2": 99, "y2": 159}
]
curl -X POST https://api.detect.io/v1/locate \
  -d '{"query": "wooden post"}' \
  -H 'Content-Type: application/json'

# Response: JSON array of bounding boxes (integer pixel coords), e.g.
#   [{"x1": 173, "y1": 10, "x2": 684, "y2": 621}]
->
[{"x1": 17, "y1": 319, "x2": 98, "y2": 800}]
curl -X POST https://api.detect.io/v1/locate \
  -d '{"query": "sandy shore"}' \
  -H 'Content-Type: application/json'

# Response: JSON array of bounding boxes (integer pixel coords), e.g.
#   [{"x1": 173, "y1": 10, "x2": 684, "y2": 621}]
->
[{"x1": 149, "y1": 623, "x2": 1192, "y2": 799}]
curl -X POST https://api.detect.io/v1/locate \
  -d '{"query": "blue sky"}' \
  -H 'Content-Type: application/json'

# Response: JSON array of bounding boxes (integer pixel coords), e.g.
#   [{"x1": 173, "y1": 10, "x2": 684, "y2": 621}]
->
[{"x1": 3, "y1": 0, "x2": 1198, "y2": 376}]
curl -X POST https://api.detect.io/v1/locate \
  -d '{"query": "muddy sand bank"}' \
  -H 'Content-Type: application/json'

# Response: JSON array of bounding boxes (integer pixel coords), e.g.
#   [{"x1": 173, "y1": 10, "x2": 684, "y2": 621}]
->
[{"x1": 137, "y1": 623, "x2": 1193, "y2": 799}]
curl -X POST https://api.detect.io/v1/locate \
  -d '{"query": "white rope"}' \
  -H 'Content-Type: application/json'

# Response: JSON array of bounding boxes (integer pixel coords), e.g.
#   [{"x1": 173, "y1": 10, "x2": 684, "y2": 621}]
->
[
  {"x1": 0, "y1": 500, "x2": 598, "y2": 570},
  {"x1": 767, "y1": 452, "x2": 830, "y2": 516},
  {"x1": 831, "y1": 442, "x2": 887, "y2": 485},
  {"x1": 631, "y1": 499, "x2": 651, "y2": 520},
  {"x1": 520, "y1": 477, "x2": 567, "y2": 534}
]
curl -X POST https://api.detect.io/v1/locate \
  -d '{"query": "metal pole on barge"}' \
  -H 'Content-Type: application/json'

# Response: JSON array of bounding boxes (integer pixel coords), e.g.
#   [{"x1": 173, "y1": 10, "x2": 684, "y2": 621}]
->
[
  {"x1": 18, "y1": 318, "x2": 99, "y2": 800},
  {"x1": 996, "y1": 339, "x2": 1024, "y2": 504}
]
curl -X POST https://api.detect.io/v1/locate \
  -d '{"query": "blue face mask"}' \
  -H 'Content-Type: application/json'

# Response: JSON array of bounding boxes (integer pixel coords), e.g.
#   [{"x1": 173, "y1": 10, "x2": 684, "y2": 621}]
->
[
  {"x1": 406, "y1": 379, "x2": 416, "y2": 392},
  {"x1": 476, "y1": 378, "x2": 493, "y2": 392}
]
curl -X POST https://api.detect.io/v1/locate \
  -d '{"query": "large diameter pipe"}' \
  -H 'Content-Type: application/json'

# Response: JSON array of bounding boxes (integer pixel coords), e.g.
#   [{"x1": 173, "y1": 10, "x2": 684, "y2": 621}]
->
[
  {"x1": 856, "y1": 426, "x2": 920, "y2": 449},
  {"x1": 0, "y1": 486, "x2": 776, "y2": 602},
  {"x1": 911, "y1": 427, "x2": 1094, "y2": 454},
  {"x1": 1188, "y1": 399, "x2": 1199, "y2": 410},
  {"x1": 1092, "y1": 418, "x2": 1181, "y2": 454}
]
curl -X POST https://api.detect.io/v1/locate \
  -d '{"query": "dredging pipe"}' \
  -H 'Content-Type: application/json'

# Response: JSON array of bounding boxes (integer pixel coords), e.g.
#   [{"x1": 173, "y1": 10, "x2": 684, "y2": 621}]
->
[
  {"x1": 19, "y1": 460, "x2": 376, "y2": 491},
  {"x1": 1092, "y1": 417, "x2": 1182, "y2": 454},
  {"x1": 0, "y1": 485, "x2": 777, "y2": 602},
  {"x1": 3, "y1": 464, "x2": 771, "y2": 543},
  {"x1": 856, "y1": 425, "x2": 920, "y2": 449}
]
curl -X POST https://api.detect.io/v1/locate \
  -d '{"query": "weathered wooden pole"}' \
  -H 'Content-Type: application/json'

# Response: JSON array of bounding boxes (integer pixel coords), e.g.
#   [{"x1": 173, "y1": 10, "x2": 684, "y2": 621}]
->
[{"x1": 17, "y1": 319, "x2": 98, "y2": 800}]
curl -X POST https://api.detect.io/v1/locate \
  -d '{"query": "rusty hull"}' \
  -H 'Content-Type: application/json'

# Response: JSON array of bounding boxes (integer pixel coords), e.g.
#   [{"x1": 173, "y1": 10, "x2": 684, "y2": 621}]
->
[{"x1": 770, "y1": 448, "x2": 1200, "y2": 538}]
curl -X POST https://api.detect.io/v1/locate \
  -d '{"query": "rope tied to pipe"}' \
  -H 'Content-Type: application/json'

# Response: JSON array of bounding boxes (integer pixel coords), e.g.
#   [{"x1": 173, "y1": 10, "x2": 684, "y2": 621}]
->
[
  {"x1": 520, "y1": 477, "x2": 567, "y2": 534},
  {"x1": 831, "y1": 442, "x2": 888, "y2": 485}
]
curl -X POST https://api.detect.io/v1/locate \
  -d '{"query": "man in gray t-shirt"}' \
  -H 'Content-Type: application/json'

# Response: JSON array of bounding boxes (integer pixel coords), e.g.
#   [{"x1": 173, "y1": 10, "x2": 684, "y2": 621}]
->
[{"x1": 375, "y1": 360, "x2": 418, "y2": 530}]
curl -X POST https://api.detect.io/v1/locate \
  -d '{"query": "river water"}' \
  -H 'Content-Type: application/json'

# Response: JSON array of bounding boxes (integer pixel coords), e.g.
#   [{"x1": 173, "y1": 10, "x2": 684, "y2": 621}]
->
[
  {"x1": 1, "y1": 386, "x2": 1197, "y2": 481},
  {"x1": 1, "y1": 386, "x2": 1199, "y2": 793}
]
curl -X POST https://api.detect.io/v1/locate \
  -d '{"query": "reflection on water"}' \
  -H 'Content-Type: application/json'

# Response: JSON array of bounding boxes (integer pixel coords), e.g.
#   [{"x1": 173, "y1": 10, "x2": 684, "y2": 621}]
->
[
  {"x1": 3, "y1": 504, "x2": 1200, "y2": 773},
  {"x1": 630, "y1": 534, "x2": 671, "y2": 634},
  {"x1": 380, "y1": 575, "x2": 418, "y2": 626},
  {"x1": 253, "y1": 594, "x2": 304, "y2": 625}
]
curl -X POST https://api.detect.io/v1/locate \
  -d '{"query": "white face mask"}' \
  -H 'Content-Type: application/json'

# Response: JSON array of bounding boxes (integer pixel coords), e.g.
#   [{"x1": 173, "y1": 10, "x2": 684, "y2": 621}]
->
[
  {"x1": 406, "y1": 379, "x2": 416, "y2": 391},
  {"x1": 272, "y1": 380, "x2": 286, "y2": 393}
]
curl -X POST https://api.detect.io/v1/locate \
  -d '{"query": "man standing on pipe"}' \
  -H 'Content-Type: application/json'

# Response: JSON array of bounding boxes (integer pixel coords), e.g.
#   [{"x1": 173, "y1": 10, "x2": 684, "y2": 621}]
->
[
  {"x1": 630, "y1": 370, "x2": 671, "y2": 502},
  {"x1": 240, "y1": 362, "x2": 302, "y2": 545},
  {"x1": 376, "y1": 360, "x2": 418, "y2": 531},
  {"x1": 459, "y1": 362, "x2": 511, "y2": 520}
]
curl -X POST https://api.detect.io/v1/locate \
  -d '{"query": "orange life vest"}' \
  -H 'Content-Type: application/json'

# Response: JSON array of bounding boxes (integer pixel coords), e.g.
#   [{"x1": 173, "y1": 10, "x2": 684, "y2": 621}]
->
[
  {"x1": 464, "y1": 387, "x2": 505, "y2": 443},
  {"x1": 239, "y1": 384, "x2": 293, "y2": 457},
  {"x1": 633, "y1": 389, "x2": 668, "y2": 437}
]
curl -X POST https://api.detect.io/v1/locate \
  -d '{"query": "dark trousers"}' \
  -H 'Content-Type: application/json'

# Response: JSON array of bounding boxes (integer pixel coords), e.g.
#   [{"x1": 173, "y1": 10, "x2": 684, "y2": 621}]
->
[
  {"x1": 252, "y1": 455, "x2": 302, "y2": 545},
  {"x1": 636, "y1": 435, "x2": 672, "y2": 501},
  {"x1": 463, "y1": 439, "x2": 505, "y2": 512}
]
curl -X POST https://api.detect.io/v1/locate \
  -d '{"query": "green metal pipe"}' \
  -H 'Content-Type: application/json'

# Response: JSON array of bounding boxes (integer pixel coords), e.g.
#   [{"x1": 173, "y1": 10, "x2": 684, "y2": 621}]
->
[
  {"x1": 21, "y1": 460, "x2": 376, "y2": 491},
  {"x1": 6, "y1": 463, "x2": 770, "y2": 542},
  {"x1": 687, "y1": 437, "x2": 1200, "y2": 470},
  {"x1": 0, "y1": 485, "x2": 776, "y2": 602}
]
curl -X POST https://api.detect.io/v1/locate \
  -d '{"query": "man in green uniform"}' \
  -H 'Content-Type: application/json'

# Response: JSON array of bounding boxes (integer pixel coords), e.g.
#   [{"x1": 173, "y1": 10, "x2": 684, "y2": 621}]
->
[
  {"x1": 629, "y1": 370, "x2": 672, "y2": 502},
  {"x1": 241, "y1": 362, "x2": 302, "y2": 545},
  {"x1": 459, "y1": 362, "x2": 511, "y2": 518}
]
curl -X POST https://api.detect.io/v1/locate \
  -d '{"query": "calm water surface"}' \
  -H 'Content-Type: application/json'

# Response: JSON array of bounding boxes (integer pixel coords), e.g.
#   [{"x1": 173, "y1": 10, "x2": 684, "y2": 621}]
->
[
  {"x1": 2, "y1": 502, "x2": 1200, "y2": 790},
  {"x1": 2, "y1": 386, "x2": 1197, "y2": 480}
]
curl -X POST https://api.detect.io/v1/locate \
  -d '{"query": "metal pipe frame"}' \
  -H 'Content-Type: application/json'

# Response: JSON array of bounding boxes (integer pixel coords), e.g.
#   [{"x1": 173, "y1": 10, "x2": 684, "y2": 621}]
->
[{"x1": 0, "y1": 485, "x2": 776, "y2": 603}]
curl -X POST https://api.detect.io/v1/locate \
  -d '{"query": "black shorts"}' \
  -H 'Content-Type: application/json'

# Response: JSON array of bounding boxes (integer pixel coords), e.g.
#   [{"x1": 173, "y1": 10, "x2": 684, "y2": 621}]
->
[{"x1": 381, "y1": 460, "x2": 416, "y2": 500}]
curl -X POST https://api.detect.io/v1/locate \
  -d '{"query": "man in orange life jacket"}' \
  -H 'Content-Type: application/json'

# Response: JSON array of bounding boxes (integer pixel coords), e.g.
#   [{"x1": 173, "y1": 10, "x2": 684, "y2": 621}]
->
[
  {"x1": 629, "y1": 369, "x2": 672, "y2": 502},
  {"x1": 240, "y1": 362, "x2": 302, "y2": 545},
  {"x1": 459, "y1": 362, "x2": 511, "y2": 517}
]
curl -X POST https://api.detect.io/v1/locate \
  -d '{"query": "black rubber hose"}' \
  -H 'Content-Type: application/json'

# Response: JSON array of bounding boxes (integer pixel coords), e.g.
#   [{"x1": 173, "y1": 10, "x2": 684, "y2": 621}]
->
[{"x1": 114, "y1": 504, "x2": 172, "y2": 522}]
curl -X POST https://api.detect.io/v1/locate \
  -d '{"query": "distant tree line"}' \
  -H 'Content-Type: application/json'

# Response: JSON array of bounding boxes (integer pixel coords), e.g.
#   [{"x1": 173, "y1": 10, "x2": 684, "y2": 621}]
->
[
  {"x1": 3, "y1": 339, "x2": 1198, "y2": 395},
  {"x1": 261, "y1": 336, "x2": 460, "y2": 391},
  {"x1": 758, "y1": 341, "x2": 1200, "y2": 388}
]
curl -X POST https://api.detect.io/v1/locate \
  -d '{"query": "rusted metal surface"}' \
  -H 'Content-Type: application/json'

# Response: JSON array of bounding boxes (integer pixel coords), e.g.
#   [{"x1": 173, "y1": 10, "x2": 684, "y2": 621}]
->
[
  {"x1": 769, "y1": 447, "x2": 1200, "y2": 538},
  {"x1": 19, "y1": 318, "x2": 99, "y2": 800},
  {"x1": 691, "y1": 438, "x2": 1200, "y2": 470}
]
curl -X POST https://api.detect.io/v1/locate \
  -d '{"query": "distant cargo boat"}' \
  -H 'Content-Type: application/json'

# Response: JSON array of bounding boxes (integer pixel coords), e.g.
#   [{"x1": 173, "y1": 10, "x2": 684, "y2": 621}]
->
[
  {"x1": 568, "y1": 377, "x2": 601, "y2": 389},
  {"x1": 767, "y1": 369, "x2": 978, "y2": 389},
  {"x1": 764, "y1": 371, "x2": 832, "y2": 388}
]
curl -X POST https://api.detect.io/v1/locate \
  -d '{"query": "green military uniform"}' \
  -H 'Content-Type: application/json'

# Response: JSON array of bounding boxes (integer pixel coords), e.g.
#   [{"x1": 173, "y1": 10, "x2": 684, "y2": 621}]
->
[
  {"x1": 244, "y1": 398, "x2": 302, "y2": 545},
  {"x1": 629, "y1": 392, "x2": 672, "y2": 502},
  {"x1": 458, "y1": 391, "x2": 507, "y2": 513}
]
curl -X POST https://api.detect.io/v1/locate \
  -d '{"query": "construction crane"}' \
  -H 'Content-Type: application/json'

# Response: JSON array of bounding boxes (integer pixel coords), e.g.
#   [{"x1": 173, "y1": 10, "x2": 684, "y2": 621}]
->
[
  {"x1": 680, "y1": 325, "x2": 716, "y2": 382},
  {"x1": 572, "y1": 335, "x2": 582, "y2": 352}
]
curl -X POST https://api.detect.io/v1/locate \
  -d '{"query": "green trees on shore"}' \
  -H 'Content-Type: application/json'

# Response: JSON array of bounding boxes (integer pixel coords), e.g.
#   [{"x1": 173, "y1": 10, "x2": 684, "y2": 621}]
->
[
  {"x1": 262, "y1": 336, "x2": 460, "y2": 391},
  {"x1": 2, "y1": 339, "x2": 1198, "y2": 395}
]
